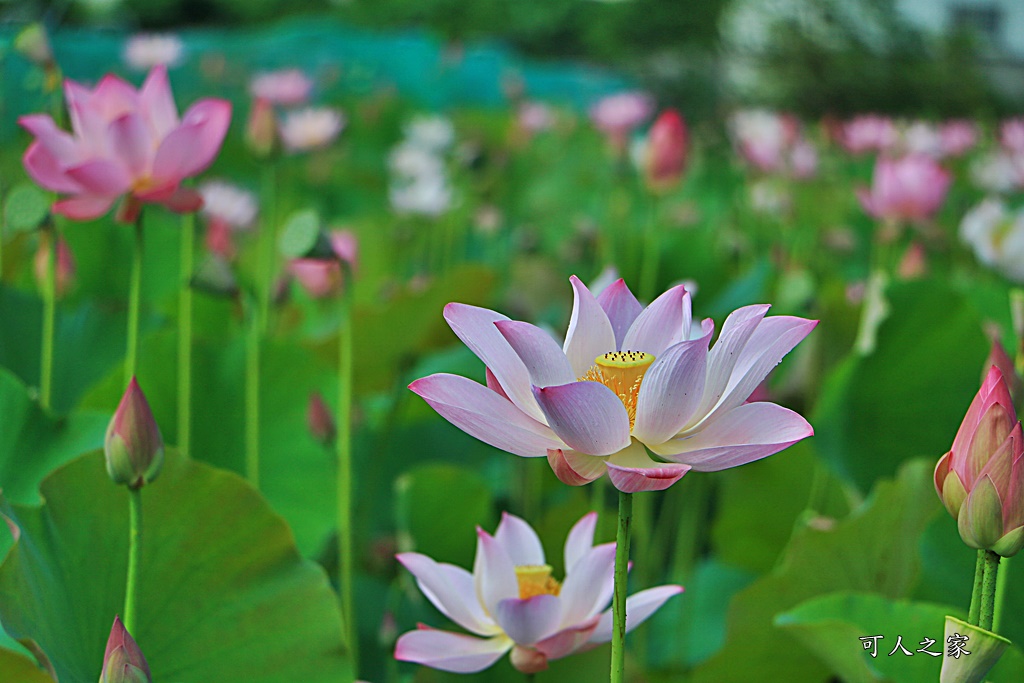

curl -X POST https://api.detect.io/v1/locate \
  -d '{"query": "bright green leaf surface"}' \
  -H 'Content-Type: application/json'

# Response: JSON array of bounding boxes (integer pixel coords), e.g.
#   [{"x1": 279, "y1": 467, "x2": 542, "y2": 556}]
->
[{"x1": 0, "y1": 449, "x2": 350, "y2": 682}]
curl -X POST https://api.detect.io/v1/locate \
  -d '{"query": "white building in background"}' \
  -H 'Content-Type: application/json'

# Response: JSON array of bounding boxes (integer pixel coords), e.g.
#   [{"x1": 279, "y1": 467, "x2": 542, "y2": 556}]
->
[{"x1": 898, "y1": 0, "x2": 1024, "y2": 59}]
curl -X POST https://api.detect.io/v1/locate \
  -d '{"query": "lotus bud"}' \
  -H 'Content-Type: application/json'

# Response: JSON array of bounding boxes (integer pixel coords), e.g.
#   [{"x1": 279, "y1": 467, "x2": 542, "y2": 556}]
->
[
  {"x1": 245, "y1": 97, "x2": 278, "y2": 158},
  {"x1": 983, "y1": 335, "x2": 1023, "y2": 409},
  {"x1": 935, "y1": 367, "x2": 1024, "y2": 556},
  {"x1": 307, "y1": 391, "x2": 336, "y2": 445},
  {"x1": 105, "y1": 378, "x2": 164, "y2": 489},
  {"x1": 645, "y1": 108, "x2": 688, "y2": 193},
  {"x1": 33, "y1": 234, "x2": 76, "y2": 299},
  {"x1": 100, "y1": 616, "x2": 152, "y2": 683}
]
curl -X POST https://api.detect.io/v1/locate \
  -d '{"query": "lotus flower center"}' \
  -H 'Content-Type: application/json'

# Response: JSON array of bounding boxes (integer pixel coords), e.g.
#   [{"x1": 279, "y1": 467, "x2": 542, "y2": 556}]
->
[
  {"x1": 580, "y1": 351, "x2": 655, "y2": 430},
  {"x1": 515, "y1": 565, "x2": 561, "y2": 599}
]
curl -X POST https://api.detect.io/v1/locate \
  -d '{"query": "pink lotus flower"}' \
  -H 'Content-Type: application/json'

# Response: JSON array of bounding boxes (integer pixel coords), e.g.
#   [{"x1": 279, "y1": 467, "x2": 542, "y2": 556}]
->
[
  {"x1": 840, "y1": 115, "x2": 898, "y2": 155},
  {"x1": 643, "y1": 109, "x2": 688, "y2": 192},
  {"x1": 395, "y1": 511, "x2": 681, "y2": 674},
  {"x1": 410, "y1": 277, "x2": 815, "y2": 492},
  {"x1": 935, "y1": 367, "x2": 1024, "y2": 557},
  {"x1": 857, "y1": 154, "x2": 952, "y2": 225},
  {"x1": 1000, "y1": 118, "x2": 1024, "y2": 155},
  {"x1": 589, "y1": 92, "x2": 653, "y2": 153},
  {"x1": 123, "y1": 33, "x2": 184, "y2": 71},
  {"x1": 279, "y1": 107, "x2": 344, "y2": 153},
  {"x1": 940, "y1": 120, "x2": 978, "y2": 157},
  {"x1": 729, "y1": 110, "x2": 797, "y2": 173},
  {"x1": 20, "y1": 66, "x2": 231, "y2": 222},
  {"x1": 249, "y1": 69, "x2": 313, "y2": 106},
  {"x1": 289, "y1": 229, "x2": 358, "y2": 298}
]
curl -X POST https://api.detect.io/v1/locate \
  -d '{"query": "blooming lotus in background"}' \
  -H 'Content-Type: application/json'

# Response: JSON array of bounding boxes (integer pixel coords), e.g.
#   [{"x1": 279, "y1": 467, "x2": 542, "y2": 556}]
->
[
  {"x1": 123, "y1": 33, "x2": 184, "y2": 71},
  {"x1": 589, "y1": 91, "x2": 653, "y2": 152},
  {"x1": 395, "y1": 511, "x2": 681, "y2": 673},
  {"x1": 517, "y1": 101, "x2": 555, "y2": 134},
  {"x1": 839, "y1": 115, "x2": 898, "y2": 155},
  {"x1": 289, "y1": 229, "x2": 358, "y2": 298},
  {"x1": 970, "y1": 151, "x2": 1024, "y2": 195},
  {"x1": 642, "y1": 109, "x2": 688, "y2": 192},
  {"x1": 20, "y1": 66, "x2": 231, "y2": 222},
  {"x1": 1000, "y1": 118, "x2": 1024, "y2": 154},
  {"x1": 199, "y1": 180, "x2": 258, "y2": 259},
  {"x1": 410, "y1": 276, "x2": 815, "y2": 492},
  {"x1": 249, "y1": 68, "x2": 313, "y2": 106},
  {"x1": 940, "y1": 120, "x2": 978, "y2": 157},
  {"x1": 100, "y1": 616, "x2": 151, "y2": 683},
  {"x1": 935, "y1": 367, "x2": 1024, "y2": 557},
  {"x1": 960, "y1": 198, "x2": 1024, "y2": 282},
  {"x1": 902, "y1": 121, "x2": 943, "y2": 158},
  {"x1": 729, "y1": 109, "x2": 797, "y2": 173},
  {"x1": 857, "y1": 154, "x2": 951, "y2": 225},
  {"x1": 404, "y1": 115, "x2": 456, "y2": 152},
  {"x1": 279, "y1": 107, "x2": 344, "y2": 153}
]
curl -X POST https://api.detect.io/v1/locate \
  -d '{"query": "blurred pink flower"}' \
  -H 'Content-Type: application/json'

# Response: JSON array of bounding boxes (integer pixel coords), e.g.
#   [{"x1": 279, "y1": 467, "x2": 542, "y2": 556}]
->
[
  {"x1": 410, "y1": 276, "x2": 815, "y2": 493},
  {"x1": 20, "y1": 66, "x2": 231, "y2": 222},
  {"x1": 289, "y1": 229, "x2": 358, "y2": 298},
  {"x1": 33, "y1": 235, "x2": 75, "y2": 299},
  {"x1": 1000, "y1": 118, "x2": 1024, "y2": 154},
  {"x1": 123, "y1": 34, "x2": 184, "y2": 71},
  {"x1": 856, "y1": 154, "x2": 952, "y2": 224},
  {"x1": 935, "y1": 367, "x2": 1024, "y2": 557},
  {"x1": 840, "y1": 115, "x2": 898, "y2": 155},
  {"x1": 517, "y1": 101, "x2": 555, "y2": 134},
  {"x1": 643, "y1": 109, "x2": 688, "y2": 192},
  {"x1": 729, "y1": 109, "x2": 814, "y2": 178},
  {"x1": 279, "y1": 107, "x2": 344, "y2": 153},
  {"x1": 940, "y1": 120, "x2": 978, "y2": 157},
  {"x1": 589, "y1": 91, "x2": 653, "y2": 150},
  {"x1": 249, "y1": 69, "x2": 313, "y2": 106},
  {"x1": 395, "y1": 511, "x2": 681, "y2": 674},
  {"x1": 199, "y1": 180, "x2": 257, "y2": 259}
]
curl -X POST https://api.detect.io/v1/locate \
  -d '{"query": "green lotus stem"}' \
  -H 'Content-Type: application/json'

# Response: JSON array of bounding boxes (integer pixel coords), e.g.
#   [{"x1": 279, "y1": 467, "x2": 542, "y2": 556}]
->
[
  {"x1": 979, "y1": 549, "x2": 1000, "y2": 631},
  {"x1": 336, "y1": 292, "x2": 355, "y2": 676},
  {"x1": 39, "y1": 222, "x2": 57, "y2": 410},
  {"x1": 123, "y1": 487, "x2": 143, "y2": 635},
  {"x1": 639, "y1": 196, "x2": 660, "y2": 302},
  {"x1": 611, "y1": 489, "x2": 632, "y2": 683},
  {"x1": 244, "y1": 306, "x2": 260, "y2": 488},
  {"x1": 994, "y1": 556, "x2": 1009, "y2": 631},
  {"x1": 258, "y1": 162, "x2": 277, "y2": 333},
  {"x1": 968, "y1": 549, "x2": 985, "y2": 625},
  {"x1": 177, "y1": 211, "x2": 194, "y2": 457},
  {"x1": 125, "y1": 212, "x2": 144, "y2": 386}
]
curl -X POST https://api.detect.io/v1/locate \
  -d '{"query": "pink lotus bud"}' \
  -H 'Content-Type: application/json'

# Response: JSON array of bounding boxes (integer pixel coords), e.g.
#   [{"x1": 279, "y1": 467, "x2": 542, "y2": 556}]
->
[
  {"x1": 246, "y1": 97, "x2": 278, "y2": 158},
  {"x1": 105, "y1": 378, "x2": 163, "y2": 489},
  {"x1": 33, "y1": 234, "x2": 75, "y2": 299},
  {"x1": 856, "y1": 154, "x2": 952, "y2": 225},
  {"x1": 100, "y1": 616, "x2": 151, "y2": 683},
  {"x1": 935, "y1": 367, "x2": 1024, "y2": 556},
  {"x1": 984, "y1": 335, "x2": 1024, "y2": 409},
  {"x1": 289, "y1": 229, "x2": 358, "y2": 299},
  {"x1": 307, "y1": 391, "x2": 336, "y2": 445},
  {"x1": 645, "y1": 109, "x2": 688, "y2": 192}
]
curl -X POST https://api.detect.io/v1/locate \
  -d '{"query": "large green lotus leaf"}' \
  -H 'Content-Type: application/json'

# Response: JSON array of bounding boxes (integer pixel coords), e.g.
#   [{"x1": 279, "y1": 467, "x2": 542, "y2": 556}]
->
[
  {"x1": 690, "y1": 460, "x2": 941, "y2": 683},
  {"x1": 813, "y1": 279, "x2": 988, "y2": 492},
  {"x1": 711, "y1": 441, "x2": 850, "y2": 574},
  {"x1": 78, "y1": 330, "x2": 341, "y2": 559},
  {"x1": 775, "y1": 592, "x2": 954, "y2": 683},
  {"x1": 0, "y1": 368, "x2": 107, "y2": 508},
  {"x1": 0, "y1": 449, "x2": 350, "y2": 682},
  {"x1": 776, "y1": 592, "x2": 1024, "y2": 683},
  {"x1": 0, "y1": 647, "x2": 52, "y2": 682},
  {"x1": 395, "y1": 463, "x2": 496, "y2": 569},
  {"x1": 0, "y1": 285, "x2": 132, "y2": 414}
]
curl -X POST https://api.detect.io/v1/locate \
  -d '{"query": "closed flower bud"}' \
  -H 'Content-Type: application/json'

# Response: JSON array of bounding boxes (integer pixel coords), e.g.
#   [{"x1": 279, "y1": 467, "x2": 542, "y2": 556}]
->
[
  {"x1": 14, "y1": 23, "x2": 54, "y2": 71},
  {"x1": 100, "y1": 616, "x2": 152, "y2": 683},
  {"x1": 33, "y1": 234, "x2": 76, "y2": 299},
  {"x1": 246, "y1": 97, "x2": 278, "y2": 158},
  {"x1": 105, "y1": 378, "x2": 164, "y2": 489},
  {"x1": 307, "y1": 391, "x2": 336, "y2": 445},
  {"x1": 645, "y1": 109, "x2": 688, "y2": 192},
  {"x1": 935, "y1": 367, "x2": 1024, "y2": 556}
]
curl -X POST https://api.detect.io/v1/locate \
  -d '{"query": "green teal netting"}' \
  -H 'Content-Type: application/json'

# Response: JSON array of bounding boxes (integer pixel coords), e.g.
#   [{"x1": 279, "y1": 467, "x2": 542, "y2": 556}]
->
[{"x1": 0, "y1": 16, "x2": 631, "y2": 141}]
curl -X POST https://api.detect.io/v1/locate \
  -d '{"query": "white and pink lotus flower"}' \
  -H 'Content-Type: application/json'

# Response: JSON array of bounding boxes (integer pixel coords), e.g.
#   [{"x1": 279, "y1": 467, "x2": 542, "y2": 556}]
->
[
  {"x1": 410, "y1": 276, "x2": 816, "y2": 493},
  {"x1": 395, "y1": 511, "x2": 682, "y2": 674},
  {"x1": 20, "y1": 66, "x2": 230, "y2": 222}
]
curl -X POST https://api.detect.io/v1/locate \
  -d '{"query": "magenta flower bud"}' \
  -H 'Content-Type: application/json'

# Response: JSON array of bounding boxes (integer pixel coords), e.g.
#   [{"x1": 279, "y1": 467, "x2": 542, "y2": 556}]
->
[
  {"x1": 245, "y1": 97, "x2": 278, "y2": 158},
  {"x1": 307, "y1": 391, "x2": 336, "y2": 445},
  {"x1": 935, "y1": 367, "x2": 1024, "y2": 556},
  {"x1": 33, "y1": 234, "x2": 76, "y2": 299},
  {"x1": 100, "y1": 616, "x2": 152, "y2": 683},
  {"x1": 105, "y1": 378, "x2": 164, "y2": 489},
  {"x1": 644, "y1": 109, "x2": 688, "y2": 193}
]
